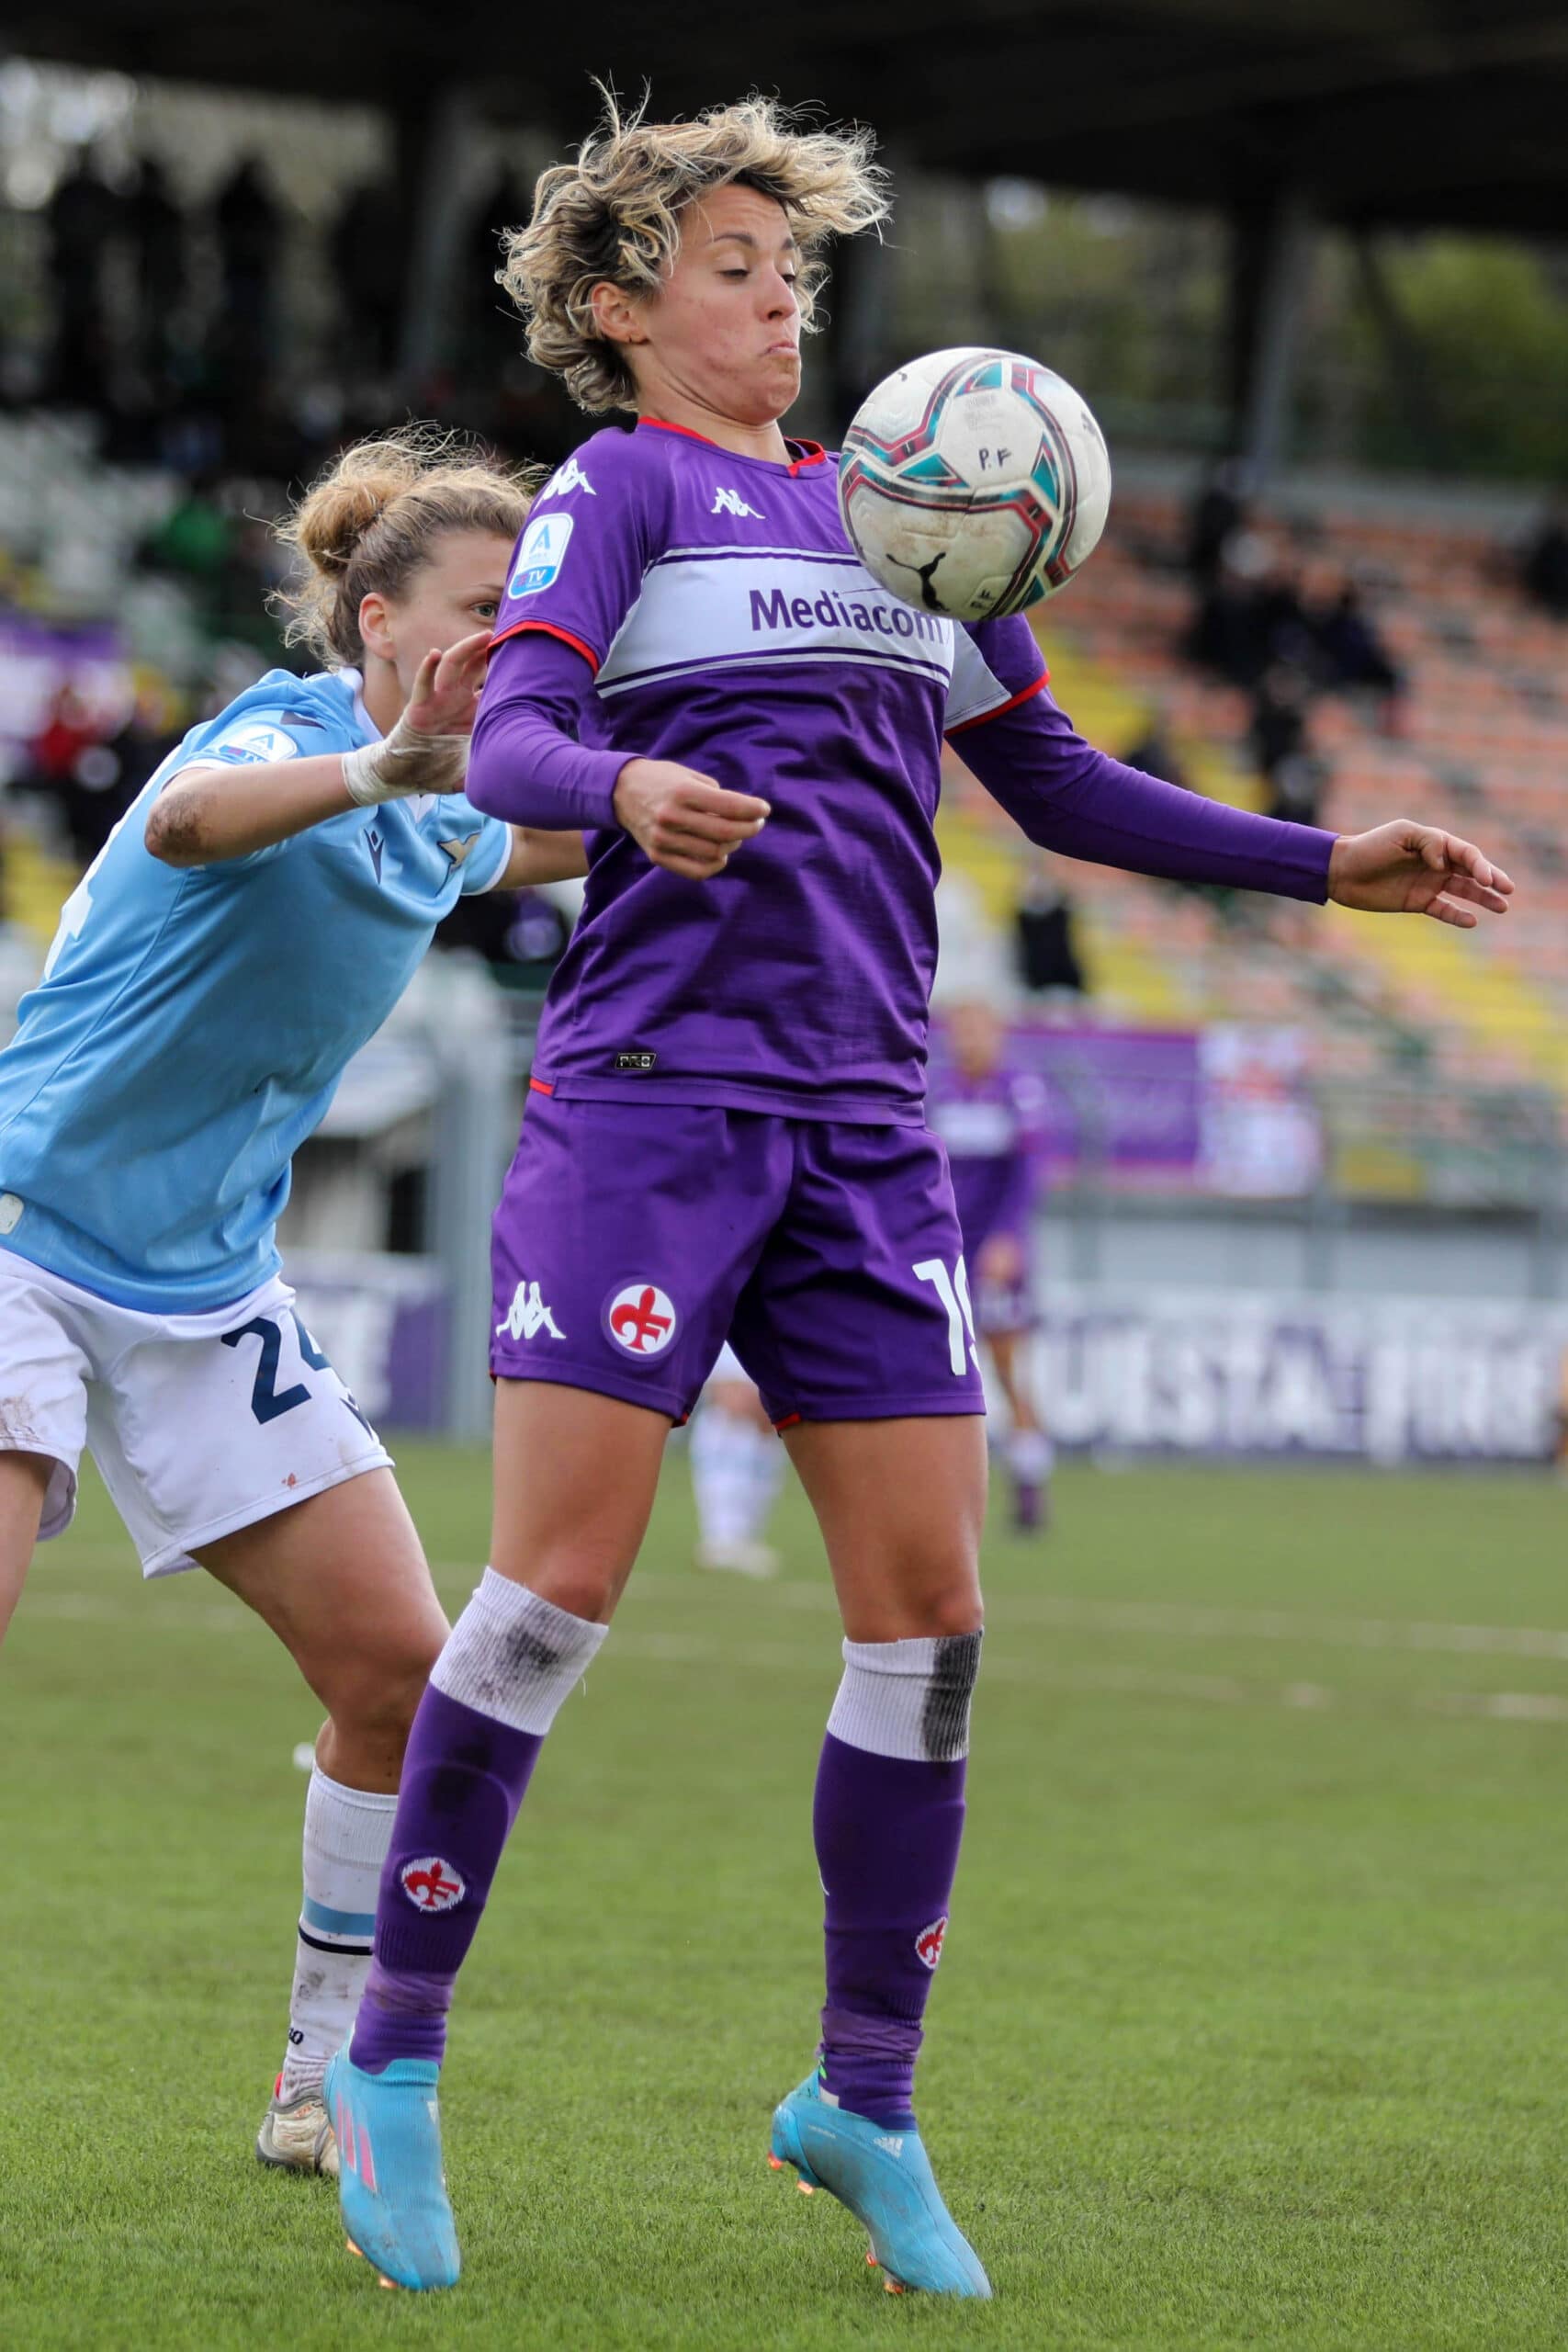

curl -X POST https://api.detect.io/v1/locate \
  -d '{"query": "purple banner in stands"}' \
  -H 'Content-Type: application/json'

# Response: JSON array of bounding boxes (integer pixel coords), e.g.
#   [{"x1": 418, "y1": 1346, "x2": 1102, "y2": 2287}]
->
[
  {"x1": 287, "y1": 1251, "x2": 448, "y2": 1430},
  {"x1": 1010, "y1": 1024, "x2": 1204, "y2": 1184},
  {"x1": 0, "y1": 616, "x2": 126, "y2": 753}
]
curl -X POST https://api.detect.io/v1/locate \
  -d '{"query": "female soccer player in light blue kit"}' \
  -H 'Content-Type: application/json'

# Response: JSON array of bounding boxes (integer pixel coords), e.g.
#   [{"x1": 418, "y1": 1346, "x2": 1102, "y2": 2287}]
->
[
  {"x1": 0, "y1": 431, "x2": 583, "y2": 2175},
  {"x1": 325, "y1": 102, "x2": 1515, "y2": 2299}
]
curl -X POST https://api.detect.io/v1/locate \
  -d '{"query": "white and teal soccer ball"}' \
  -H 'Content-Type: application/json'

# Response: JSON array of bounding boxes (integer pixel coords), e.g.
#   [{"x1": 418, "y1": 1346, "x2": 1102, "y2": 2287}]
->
[{"x1": 838, "y1": 347, "x2": 1111, "y2": 623}]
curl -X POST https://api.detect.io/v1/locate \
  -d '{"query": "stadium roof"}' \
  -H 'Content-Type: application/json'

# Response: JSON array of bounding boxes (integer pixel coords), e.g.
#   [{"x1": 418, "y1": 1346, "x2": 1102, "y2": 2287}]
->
[{"x1": 10, "y1": 0, "x2": 1568, "y2": 238}]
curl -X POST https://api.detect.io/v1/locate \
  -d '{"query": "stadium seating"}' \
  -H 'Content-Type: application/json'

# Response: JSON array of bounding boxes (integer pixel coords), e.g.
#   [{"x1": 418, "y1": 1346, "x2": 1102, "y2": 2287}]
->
[{"x1": 938, "y1": 477, "x2": 1568, "y2": 1197}]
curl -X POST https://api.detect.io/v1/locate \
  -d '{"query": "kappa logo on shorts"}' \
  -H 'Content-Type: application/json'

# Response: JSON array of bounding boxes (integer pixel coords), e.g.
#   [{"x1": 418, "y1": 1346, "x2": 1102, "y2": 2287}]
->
[
  {"x1": 399, "y1": 1856, "x2": 466, "y2": 1914},
  {"x1": 495, "y1": 1278, "x2": 567, "y2": 1343},
  {"x1": 914, "y1": 1915, "x2": 949, "y2": 1971},
  {"x1": 605, "y1": 1282, "x2": 678, "y2": 1358}
]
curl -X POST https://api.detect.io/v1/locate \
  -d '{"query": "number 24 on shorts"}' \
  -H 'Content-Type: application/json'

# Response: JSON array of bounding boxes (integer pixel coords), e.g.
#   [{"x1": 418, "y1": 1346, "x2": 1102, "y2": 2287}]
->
[
  {"x1": 914, "y1": 1257, "x2": 979, "y2": 1375},
  {"x1": 222, "y1": 1309, "x2": 373, "y2": 1434}
]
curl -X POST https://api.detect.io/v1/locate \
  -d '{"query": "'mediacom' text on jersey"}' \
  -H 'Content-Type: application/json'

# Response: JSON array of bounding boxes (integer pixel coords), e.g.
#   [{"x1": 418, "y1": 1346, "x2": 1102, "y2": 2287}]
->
[{"x1": 479, "y1": 419, "x2": 1048, "y2": 1123}]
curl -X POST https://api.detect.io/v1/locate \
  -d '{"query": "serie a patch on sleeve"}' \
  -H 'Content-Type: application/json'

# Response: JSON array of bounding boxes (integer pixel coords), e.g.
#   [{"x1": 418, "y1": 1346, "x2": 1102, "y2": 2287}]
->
[
  {"x1": 508, "y1": 513, "x2": 575, "y2": 598},
  {"x1": 206, "y1": 719, "x2": 301, "y2": 765}
]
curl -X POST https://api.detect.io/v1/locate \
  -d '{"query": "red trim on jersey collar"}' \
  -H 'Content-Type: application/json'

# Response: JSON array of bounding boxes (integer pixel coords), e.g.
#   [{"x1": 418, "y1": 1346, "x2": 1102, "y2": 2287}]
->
[
  {"x1": 945, "y1": 668, "x2": 1051, "y2": 738},
  {"x1": 490, "y1": 617, "x2": 602, "y2": 673},
  {"x1": 638, "y1": 417, "x2": 828, "y2": 475}
]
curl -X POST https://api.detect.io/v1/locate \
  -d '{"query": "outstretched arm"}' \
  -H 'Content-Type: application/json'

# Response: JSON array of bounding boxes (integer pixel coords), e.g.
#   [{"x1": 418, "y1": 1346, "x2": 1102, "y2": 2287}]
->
[
  {"x1": 146, "y1": 634, "x2": 488, "y2": 867},
  {"x1": 952, "y1": 668, "x2": 1511, "y2": 923}
]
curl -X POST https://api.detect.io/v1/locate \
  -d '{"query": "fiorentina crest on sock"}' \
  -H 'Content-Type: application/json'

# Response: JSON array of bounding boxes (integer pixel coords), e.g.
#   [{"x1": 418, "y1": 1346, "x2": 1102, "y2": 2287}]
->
[
  {"x1": 399, "y1": 1856, "x2": 467, "y2": 1913},
  {"x1": 914, "y1": 1915, "x2": 949, "y2": 1971}
]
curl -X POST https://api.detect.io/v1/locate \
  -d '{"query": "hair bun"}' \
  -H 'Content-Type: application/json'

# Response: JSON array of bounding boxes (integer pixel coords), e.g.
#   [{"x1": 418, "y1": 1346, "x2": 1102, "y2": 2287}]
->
[
  {"x1": 272, "y1": 424, "x2": 539, "y2": 670},
  {"x1": 291, "y1": 444, "x2": 423, "y2": 576}
]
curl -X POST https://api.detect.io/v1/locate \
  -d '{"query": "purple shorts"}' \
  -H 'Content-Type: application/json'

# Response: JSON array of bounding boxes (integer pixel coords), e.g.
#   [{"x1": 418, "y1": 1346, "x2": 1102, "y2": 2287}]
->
[{"x1": 491, "y1": 1094, "x2": 987, "y2": 1425}]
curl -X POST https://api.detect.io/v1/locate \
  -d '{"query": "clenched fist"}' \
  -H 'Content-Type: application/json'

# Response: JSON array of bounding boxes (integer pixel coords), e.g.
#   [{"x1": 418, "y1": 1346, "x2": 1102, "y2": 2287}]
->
[{"x1": 613, "y1": 759, "x2": 770, "y2": 880}]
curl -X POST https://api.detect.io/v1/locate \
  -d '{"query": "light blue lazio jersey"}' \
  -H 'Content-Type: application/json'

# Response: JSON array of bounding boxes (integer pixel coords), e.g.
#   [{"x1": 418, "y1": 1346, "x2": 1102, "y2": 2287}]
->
[{"x1": 0, "y1": 666, "x2": 510, "y2": 1310}]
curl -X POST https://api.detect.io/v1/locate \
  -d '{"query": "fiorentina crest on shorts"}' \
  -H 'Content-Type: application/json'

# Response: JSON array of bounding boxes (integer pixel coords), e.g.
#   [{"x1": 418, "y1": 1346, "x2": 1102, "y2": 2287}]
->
[
  {"x1": 604, "y1": 1282, "x2": 678, "y2": 1358},
  {"x1": 400, "y1": 1856, "x2": 466, "y2": 1914},
  {"x1": 914, "y1": 1915, "x2": 949, "y2": 1971}
]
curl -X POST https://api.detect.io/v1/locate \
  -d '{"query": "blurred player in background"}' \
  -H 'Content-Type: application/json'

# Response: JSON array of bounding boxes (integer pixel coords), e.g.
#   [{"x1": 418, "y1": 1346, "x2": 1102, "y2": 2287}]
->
[
  {"x1": 928, "y1": 998, "x2": 1053, "y2": 1531},
  {"x1": 689, "y1": 1342, "x2": 785, "y2": 1576},
  {"x1": 324, "y1": 96, "x2": 1513, "y2": 2302},
  {"x1": 0, "y1": 431, "x2": 583, "y2": 2176}
]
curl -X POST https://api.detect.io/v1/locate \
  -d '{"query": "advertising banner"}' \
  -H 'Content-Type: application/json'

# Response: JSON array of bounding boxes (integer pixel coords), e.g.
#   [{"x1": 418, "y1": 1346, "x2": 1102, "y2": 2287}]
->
[{"x1": 1033, "y1": 1287, "x2": 1568, "y2": 1464}]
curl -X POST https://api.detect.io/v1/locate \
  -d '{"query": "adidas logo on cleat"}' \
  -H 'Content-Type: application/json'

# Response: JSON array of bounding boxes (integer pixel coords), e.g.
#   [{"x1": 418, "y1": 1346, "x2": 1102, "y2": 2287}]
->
[{"x1": 874, "y1": 2134, "x2": 905, "y2": 2158}]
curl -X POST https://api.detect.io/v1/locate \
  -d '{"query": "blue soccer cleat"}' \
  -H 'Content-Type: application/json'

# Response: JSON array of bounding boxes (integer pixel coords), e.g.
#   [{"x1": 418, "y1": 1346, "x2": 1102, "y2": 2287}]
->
[
  {"x1": 324, "y1": 2046, "x2": 459, "y2": 2292},
  {"x1": 768, "y1": 2073, "x2": 991, "y2": 2298}
]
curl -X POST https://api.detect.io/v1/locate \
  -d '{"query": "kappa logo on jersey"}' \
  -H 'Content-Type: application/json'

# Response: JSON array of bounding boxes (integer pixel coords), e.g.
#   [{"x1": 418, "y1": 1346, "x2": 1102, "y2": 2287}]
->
[
  {"x1": 209, "y1": 720, "x2": 299, "y2": 766},
  {"x1": 399, "y1": 1856, "x2": 466, "y2": 1913},
  {"x1": 509, "y1": 512, "x2": 574, "y2": 597},
  {"x1": 606, "y1": 1282, "x2": 677, "y2": 1357},
  {"x1": 712, "y1": 486, "x2": 763, "y2": 519},
  {"x1": 495, "y1": 1278, "x2": 567, "y2": 1343},
  {"x1": 914, "y1": 1915, "x2": 949, "y2": 1971},
  {"x1": 543, "y1": 456, "x2": 595, "y2": 499}
]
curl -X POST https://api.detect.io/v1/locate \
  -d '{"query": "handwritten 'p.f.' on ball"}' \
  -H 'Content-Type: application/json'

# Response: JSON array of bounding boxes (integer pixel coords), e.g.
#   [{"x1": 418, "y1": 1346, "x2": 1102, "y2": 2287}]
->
[{"x1": 838, "y1": 347, "x2": 1111, "y2": 624}]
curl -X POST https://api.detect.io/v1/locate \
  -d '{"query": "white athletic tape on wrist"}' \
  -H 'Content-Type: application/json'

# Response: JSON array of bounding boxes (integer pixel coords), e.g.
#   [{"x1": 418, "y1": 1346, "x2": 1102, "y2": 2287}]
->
[{"x1": 342, "y1": 720, "x2": 469, "y2": 806}]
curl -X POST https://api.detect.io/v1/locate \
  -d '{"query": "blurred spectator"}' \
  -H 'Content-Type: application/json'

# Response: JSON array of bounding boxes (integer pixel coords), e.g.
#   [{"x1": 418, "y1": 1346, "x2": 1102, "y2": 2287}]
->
[
  {"x1": 46, "y1": 153, "x2": 119, "y2": 407},
  {"x1": 20, "y1": 684, "x2": 107, "y2": 854},
  {"x1": 1186, "y1": 458, "x2": 1249, "y2": 584},
  {"x1": 127, "y1": 158, "x2": 187, "y2": 390},
  {"x1": 1122, "y1": 703, "x2": 1193, "y2": 794},
  {"x1": 213, "y1": 159, "x2": 284, "y2": 403},
  {"x1": 466, "y1": 174, "x2": 528, "y2": 376},
  {"x1": 26, "y1": 684, "x2": 102, "y2": 793},
  {"x1": 1522, "y1": 499, "x2": 1568, "y2": 619},
  {"x1": 57, "y1": 683, "x2": 179, "y2": 863},
  {"x1": 1013, "y1": 854, "x2": 1088, "y2": 1000},
  {"x1": 1312, "y1": 578, "x2": 1405, "y2": 729},
  {"x1": 1250, "y1": 664, "x2": 1324, "y2": 825},
  {"x1": 330, "y1": 179, "x2": 403, "y2": 379},
  {"x1": 1188, "y1": 533, "x2": 1267, "y2": 684},
  {"x1": 144, "y1": 474, "x2": 231, "y2": 585},
  {"x1": 1189, "y1": 537, "x2": 1312, "y2": 689}
]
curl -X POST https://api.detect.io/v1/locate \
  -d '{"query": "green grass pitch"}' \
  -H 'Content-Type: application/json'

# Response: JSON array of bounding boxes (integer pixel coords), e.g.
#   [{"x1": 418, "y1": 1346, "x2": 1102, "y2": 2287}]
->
[{"x1": 4, "y1": 1445, "x2": 1567, "y2": 2348}]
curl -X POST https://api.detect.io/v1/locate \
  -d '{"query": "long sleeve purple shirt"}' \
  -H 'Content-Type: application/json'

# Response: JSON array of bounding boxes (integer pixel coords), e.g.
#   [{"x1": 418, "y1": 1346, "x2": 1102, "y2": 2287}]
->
[{"x1": 469, "y1": 420, "x2": 1334, "y2": 1121}]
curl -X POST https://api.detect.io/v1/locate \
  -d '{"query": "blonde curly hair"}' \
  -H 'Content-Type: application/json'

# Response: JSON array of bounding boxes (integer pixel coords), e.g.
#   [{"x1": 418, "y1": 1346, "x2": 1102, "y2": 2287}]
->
[
  {"x1": 273, "y1": 426, "x2": 540, "y2": 668},
  {"x1": 501, "y1": 92, "x2": 890, "y2": 414}
]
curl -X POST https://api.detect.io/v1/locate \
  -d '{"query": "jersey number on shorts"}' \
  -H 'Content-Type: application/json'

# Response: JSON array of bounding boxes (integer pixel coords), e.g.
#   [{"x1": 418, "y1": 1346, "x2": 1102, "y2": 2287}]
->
[
  {"x1": 222, "y1": 1309, "x2": 370, "y2": 1431},
  {"x1": 913, "y1": 1256, "x2": 979, "y2": 1376}
]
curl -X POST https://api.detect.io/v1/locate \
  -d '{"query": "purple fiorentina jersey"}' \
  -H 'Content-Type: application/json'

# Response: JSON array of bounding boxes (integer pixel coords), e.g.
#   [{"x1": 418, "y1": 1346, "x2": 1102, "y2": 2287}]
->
[
  {"x1": 926, "y1": 1058, "x2": 1045, "y2": 1244},
  {"x1": 483, "y1": 419, "x2": 1046, "y2": 1124}
]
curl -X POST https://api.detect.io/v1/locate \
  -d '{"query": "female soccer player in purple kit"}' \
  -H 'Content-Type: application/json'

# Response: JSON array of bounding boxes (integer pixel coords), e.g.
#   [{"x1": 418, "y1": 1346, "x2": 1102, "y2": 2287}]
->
[
  {"x1": 928, "y1": 996, "x2": 1055, "y2": 1532},
  {"x1": 325, "y1": 98, "x2": 1514, "y2": 2296}
]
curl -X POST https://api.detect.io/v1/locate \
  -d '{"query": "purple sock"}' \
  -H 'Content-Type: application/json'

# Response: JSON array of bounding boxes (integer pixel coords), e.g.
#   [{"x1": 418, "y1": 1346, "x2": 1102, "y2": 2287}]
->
[
  {"x1": 346, "y1": 1570, "x2": 609, "y2": 2075},
  {"x1": 349, "y1": 1685, "x2": 542, "y2": 2073},
  {"x1": 813, "y1": 1731, "x2": 968, "y2": 2129}
]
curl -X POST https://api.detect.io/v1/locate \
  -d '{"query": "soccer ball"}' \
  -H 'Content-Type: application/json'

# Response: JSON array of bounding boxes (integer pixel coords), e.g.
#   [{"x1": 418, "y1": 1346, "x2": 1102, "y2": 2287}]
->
[{"x1": 838, "y1": 347, "x2": 1111, "y2": 623}]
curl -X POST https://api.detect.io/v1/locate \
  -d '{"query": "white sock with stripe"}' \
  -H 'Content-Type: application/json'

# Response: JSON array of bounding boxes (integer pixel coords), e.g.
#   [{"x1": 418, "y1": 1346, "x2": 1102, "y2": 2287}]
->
[{"x1": 277, "y1": 1765, "x2": 397, "y2": 2100}]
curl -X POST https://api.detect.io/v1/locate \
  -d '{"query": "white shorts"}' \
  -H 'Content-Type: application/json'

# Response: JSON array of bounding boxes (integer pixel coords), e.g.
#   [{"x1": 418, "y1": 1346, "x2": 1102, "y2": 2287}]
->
[{"x1": 0, "y1": 1251, "x2": 392, "y2": 1577}]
